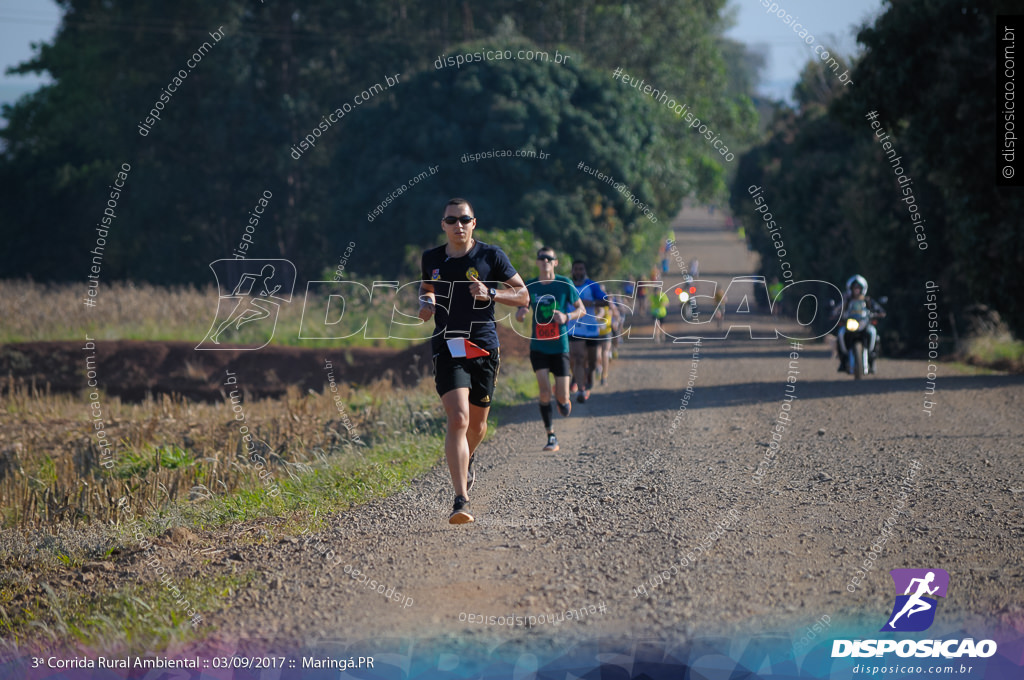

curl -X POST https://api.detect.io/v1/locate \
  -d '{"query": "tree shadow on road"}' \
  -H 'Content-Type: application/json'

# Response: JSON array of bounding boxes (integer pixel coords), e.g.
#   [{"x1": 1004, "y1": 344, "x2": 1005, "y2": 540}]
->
[{"x1": 492, "y1": 372, "x2": 1024, "y2": 425}]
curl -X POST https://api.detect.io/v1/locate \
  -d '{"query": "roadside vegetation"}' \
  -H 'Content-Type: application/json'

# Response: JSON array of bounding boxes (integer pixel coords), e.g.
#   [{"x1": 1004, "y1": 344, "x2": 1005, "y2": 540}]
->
[
  {"x1": 0, "y1": 279, "x2": 415, "y2": 348},
  {"x1": 0, "y1": 356, "x2": 537, "y2": 658},
  {"x1": 960, "y1": 332, "x2": 1024, "y2": 374}
]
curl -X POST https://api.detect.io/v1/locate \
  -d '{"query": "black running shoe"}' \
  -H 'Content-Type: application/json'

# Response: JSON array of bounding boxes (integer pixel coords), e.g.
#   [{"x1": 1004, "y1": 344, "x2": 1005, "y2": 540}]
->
[
  {"x1": 467, "y1": 454, "x2": 476, "y2": 491},
  {"x1": 543, "y1": 433, "x2": 560, "y2": 451},
  {"x1": 449, "y1": 495, "x2": 474, "y2": 524},
  {"x1": 556, "y1": 401, "x2": 571, "y2": 417},
  {"x1": 577, "y1": 388, "x2": 589, "y2": 404}
]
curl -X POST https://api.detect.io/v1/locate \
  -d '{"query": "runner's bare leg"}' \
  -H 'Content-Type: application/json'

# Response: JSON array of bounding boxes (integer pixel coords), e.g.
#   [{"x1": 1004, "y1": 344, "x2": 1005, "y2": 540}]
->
[
  {"x1": 570, "y1": 341, "x2": 586, "y2": 389},
  {"x1": 441, "y1": 388, "x2": 472, "y2": 498},
  {"x1": 536, "y1": 370, "x2": 552, "y2": 406},
  {"x1": 466, "y1": 403, "x2": 490, "y2": 458},
  {"x1": 585, "y1": 344, "x2": 598, "y2": 389},
  {"x1": 554, "y1": 375, "x2": 570, "y2": 405}
]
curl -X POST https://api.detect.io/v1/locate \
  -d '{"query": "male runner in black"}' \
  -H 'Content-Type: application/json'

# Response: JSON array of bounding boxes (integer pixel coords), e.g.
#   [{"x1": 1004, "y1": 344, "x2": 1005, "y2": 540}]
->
[{"x1": 418, "y1": 198, "x2": 529, "y2": 524}]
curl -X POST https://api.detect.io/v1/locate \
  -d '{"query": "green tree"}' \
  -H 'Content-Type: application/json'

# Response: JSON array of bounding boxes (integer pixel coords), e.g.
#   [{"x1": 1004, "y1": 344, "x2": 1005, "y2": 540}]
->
[
  {"x1": 1, "y1": 0, "x2": 762, "y2": 287},
  {"x1": 734, "y1": 0, "x2": 1024, "y2": 346},
  {"x1": 731, "y1": 50, "x2": 935, "y2": 345},
  {"x1": 837, "y1": 0, "x2": 1023, "y2": 337},
  {"x1": 328, "y1": 38, "x2": 675, "y2": 279}
]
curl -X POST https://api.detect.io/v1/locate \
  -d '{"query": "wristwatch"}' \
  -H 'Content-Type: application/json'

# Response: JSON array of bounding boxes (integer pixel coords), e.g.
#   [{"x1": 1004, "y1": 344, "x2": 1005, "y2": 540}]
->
[{"x1": 488, "y1": 287, "x2": 497, "y2": 299}]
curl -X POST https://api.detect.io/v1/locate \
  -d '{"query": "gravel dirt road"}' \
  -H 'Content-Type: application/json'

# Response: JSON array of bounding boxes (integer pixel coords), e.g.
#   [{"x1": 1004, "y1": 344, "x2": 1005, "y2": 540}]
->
[{"x1": 194, "y1": 206, "x2": 1023, "y2": 662}]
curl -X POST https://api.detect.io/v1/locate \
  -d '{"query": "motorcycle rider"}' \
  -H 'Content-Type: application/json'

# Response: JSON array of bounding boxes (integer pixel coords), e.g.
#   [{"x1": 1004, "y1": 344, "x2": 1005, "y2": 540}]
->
[{"x1": 835, "y1": 274, "x2": 886, "y2": 373}]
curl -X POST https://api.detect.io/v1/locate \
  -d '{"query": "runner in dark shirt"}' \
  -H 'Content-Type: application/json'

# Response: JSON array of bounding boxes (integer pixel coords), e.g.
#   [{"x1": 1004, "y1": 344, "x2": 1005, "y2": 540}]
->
[{"x1": 418, "y1": 198, "x2": 529, "y2": 524}]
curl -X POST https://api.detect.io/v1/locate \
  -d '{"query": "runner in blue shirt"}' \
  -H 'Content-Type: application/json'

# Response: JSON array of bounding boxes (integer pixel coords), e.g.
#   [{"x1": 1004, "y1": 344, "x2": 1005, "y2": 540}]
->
[{"x1": 566, "y1": 260, "x2": 609, "y2": 403}]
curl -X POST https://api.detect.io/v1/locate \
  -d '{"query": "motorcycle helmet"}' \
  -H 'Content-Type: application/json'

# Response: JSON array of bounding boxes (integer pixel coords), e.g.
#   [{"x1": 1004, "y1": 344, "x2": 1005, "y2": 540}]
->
[{"x1": 846, "y1": 274, "x2": 868, "y2": 296}]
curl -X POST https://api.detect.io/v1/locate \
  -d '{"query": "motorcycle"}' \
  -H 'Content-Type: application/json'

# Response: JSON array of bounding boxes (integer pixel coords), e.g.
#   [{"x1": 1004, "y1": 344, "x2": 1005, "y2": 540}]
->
[
  {"x1": 837, "y1": 296, "x2": 886, "y2": 379},
  {"x1": 673, "y1": 274, "x2": 698, "y2": 321}
]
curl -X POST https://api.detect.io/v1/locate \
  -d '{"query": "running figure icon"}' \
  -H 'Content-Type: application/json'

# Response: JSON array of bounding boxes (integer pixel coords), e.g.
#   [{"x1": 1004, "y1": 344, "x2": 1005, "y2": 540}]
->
[
  {"x1": 880, "y1": 568, "x2": 949, "y2": 632},
  {"x1": 197, "y1": 259, "x2": 296, "y2": 351},
  {"x1": 211, "y1": 264, "x2": 282, "y2": 344},
  {"x1": 887, "y1": 571, "x2": 938, "y2": 628}
]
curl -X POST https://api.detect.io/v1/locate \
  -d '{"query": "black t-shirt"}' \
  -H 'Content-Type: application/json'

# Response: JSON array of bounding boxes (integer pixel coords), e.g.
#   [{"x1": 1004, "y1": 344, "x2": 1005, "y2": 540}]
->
[{"x1": 421, "y1": 240, "x2": 518, "y2": 355}]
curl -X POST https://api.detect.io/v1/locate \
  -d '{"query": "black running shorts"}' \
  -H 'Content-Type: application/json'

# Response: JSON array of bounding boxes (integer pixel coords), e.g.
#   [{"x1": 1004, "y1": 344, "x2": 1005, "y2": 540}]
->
[
  {"x1": 529, "y1": 351, "x2": 571, "y2": 377},
  {"x1": 433, "y1": 351, "x2": 500, "y2": 407}
]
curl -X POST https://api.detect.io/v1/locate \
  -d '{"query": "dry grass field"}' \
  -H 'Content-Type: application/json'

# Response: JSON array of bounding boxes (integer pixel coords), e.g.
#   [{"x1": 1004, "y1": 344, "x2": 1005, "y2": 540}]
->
[
  {"x1": 0, "y1": 377, "x2": 438, "y2": 529},
  {"x1": 0, "y1": 341, "x2": 534, "y2": 655},
  {"x1": 0, "y1": 280, "x2": 403, "y2": 348}
]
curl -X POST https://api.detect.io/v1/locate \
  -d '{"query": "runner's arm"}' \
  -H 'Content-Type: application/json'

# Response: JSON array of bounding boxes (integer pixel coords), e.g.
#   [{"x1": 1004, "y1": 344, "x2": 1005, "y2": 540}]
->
[
  {"x1": 870, "y1": 298, "x2": 887, "y2": 318},
  {"x1": 496, "y1": 273, "x2": 530, "y2": 307},
  {"x1": 557, "y1": 299, "x2": 589, "y2": 325},
  {"x1": 418, "y1": 281, "x2": 435, "y2": 321},
  {"x1": 595, "y1": 282, "x2": 610, "y2": 305},
  {"x1": 562, "y1": 297, "x2": 586, "y2": 324}
]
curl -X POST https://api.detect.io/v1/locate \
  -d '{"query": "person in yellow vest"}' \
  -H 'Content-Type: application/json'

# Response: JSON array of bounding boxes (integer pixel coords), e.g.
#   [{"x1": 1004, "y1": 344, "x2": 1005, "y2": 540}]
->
[
  {"x1": 713, "y1": 288, "x2": 727, "y2": 330},
  {"x1": 594, "y1": 301, "x2": 619, "y2": 386},
  {"x1": 649, "y1": 288, "x2": 669, "y2": 343},
  {"x1": 768, "y1": 276, "x2": 784, "y2": 319}
]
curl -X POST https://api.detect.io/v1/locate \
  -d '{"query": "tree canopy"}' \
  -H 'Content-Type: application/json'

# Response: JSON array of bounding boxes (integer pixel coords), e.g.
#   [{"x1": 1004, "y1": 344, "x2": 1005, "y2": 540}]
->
[
  {"x1": 1, "y1": 0, "x2": 760, "y2": 284},
  {"x1": 731, "y1": 0, "x2": 1024, "y2": 344}
]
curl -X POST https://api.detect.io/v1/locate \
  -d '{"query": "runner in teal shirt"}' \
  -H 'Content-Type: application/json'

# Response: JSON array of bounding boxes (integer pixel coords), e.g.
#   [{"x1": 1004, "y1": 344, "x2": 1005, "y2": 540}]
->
[{"x1": 515, "y1": 247, "x2": 585, "y2": 451}]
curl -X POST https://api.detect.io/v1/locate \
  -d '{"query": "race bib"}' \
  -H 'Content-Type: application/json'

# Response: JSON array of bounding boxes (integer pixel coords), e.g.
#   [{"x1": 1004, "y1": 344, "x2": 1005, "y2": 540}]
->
[
  {"x1": 536, "y1": 322, "x2": 560, "y2": 340},
  {"x1": 446, "y1": 338, "x2": 490, "y2": 358}
]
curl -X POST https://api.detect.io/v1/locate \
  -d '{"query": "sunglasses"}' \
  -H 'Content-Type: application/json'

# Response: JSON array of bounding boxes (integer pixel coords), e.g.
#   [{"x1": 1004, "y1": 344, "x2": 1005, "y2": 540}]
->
[
  {"x1": 443, "y1": 215, "x2": 475, "y2": 225},
  {"x1": 537, "y1": 255, "x2": 556, "y2": 262}
]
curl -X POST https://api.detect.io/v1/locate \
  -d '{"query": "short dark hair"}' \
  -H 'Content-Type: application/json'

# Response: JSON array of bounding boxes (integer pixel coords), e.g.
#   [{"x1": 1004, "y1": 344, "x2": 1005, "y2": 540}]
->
[
  {"x1": 445, "y1": 197, "x2": 474, "y2": 216},
  {"x1": 537, "y1": 246, "x2": 556, "y2": 259},
  {"x1": 572, "y1": 260, "x2": 587, "y2": 268}
]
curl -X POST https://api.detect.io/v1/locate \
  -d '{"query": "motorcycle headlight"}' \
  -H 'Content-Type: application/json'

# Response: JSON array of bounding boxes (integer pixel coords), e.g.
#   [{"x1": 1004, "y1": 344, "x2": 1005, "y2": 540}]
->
[
  {"x1": 678, "y1": 292, "x2": 690, "y2": 303},
  {"x1": 846, "y1": 318, "x2": 860, "y2": 332}
]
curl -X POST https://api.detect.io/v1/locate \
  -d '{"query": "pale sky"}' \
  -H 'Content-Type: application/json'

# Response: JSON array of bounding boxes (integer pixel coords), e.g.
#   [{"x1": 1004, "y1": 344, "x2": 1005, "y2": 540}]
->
[
  {"x1": 0, "y1": 0, "x2": 886, "y2": 108},
  {"x1": 0, "y1": 0, "x2": 61, "y2": 82},
  {"x1": 725, "y1": 0, "x2": 886, "y2": 102}
]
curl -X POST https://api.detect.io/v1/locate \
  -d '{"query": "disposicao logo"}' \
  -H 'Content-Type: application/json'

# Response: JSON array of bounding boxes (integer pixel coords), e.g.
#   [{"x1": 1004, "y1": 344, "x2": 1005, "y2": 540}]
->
[
  {"x1": 832, "y1": 568, "x2": 997, "y2": 659},
  {"x1": 882, "y1": 568, "x2": 949, "y2": 632},
  {"x1": 197, "y1": 259, "x2": 296, "y2": 350}
]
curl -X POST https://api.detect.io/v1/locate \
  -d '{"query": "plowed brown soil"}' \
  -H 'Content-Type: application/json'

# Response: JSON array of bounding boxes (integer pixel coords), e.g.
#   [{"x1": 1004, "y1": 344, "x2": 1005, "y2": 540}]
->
[{"x1": 0, "y1": 326, "x2": 528, "y2": 402}]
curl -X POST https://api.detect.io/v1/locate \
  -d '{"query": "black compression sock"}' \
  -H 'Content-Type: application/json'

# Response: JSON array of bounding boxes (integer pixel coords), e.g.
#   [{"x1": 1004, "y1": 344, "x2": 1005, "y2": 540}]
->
[{"x1": 539, "y1": 402, "x2": 553, "y2": 430}]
